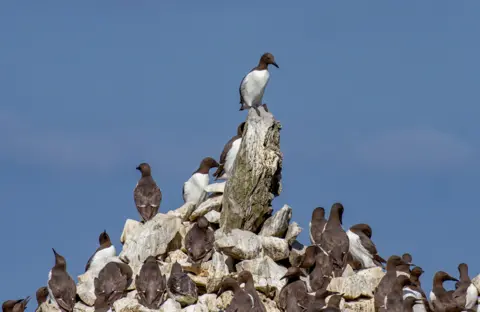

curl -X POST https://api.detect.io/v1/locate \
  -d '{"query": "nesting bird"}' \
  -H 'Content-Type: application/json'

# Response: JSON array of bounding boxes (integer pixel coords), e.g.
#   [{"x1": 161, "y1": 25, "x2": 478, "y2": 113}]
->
[
  {"x1": 218, "y1": 277, "x2": 254, "y2": 311},
  {"x1": 346, "y1": 223, "x2": 386, "y2": 269},
  {"x1": 213, "y1": 122, "x2": 246, "y2": 180},
  {"x1": 309, "y1": 207, "x2": 327, "y2": 245},
  {"x1": 2, "y1": 297, "x2": 30, "y2": 312},
  {"x1": 47, "y1": 249, "x2": 76, "y2": 312},
  {"x1": 85, "y1": 230, "x2": 116, "y2": 272},
  {"x1": 167, "y1": 262, "x2": 198, "y2": 307},
  {"x1": 134, "y1": 162, "x2": 162, "y2": 222},
  {"x1": 239, "y1": 52, "x2": 279, "y2": 116},
  {"x1": 184, "y1": 216, "x2": 215, "y2": 265},
  {"x1": 182, "y1": 157, "x2": 219, "y2": 204},
  {"x1": 237, "y1": 270, "x2": 266, "y2": 312},
  {"x1": 94, "y1": 262, "x2": 132, "y2": 312},
  {"x1": 135, "y1": 256, "x2": 167, "y2": 309}
]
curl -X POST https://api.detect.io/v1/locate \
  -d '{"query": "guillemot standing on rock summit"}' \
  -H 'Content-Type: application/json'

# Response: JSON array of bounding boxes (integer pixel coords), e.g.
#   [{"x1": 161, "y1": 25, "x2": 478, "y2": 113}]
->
[
  {"x1": 213, "y1": 122, "x2": 246, "y2": 180},
  {"x1": 346, "y1": 223, "x2": 386, "y2": 269},
  {"x1": 135, "y1": 256, "x2": 167, "y2": 309},
  {"x1": 239, "y1": 52, "x2": 279, "y2": 116},
  {"x1": 309, "y1": 207, "x2": 327, "y2": 245},
  {"x1": 2, "y1": 297, "x2": 30, "y2": 312},
  {"x1": 183, "y1": 157, "x2": 219, "y2": 204},
  {"x1": 47, "y1": 249, "x2": 76, "y2": 312},
  {"x1": 452, "y1": 263, "x2": 478, "y2": 311},
  {"x1": 84, "y1": 230, "x2": 116, "y2": 272},
  {"x1": 134, "y1": 162, "x2": 162, "y2": 223}
]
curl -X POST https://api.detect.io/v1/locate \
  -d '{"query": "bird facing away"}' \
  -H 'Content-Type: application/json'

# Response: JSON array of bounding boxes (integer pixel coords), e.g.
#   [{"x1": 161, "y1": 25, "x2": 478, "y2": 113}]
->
[
  {"x1": 94, "y1": 262, "x2": 132, "y2": 312},
  {"x1": 319, "y1": 203, "x2": 349, "y2": 277},
  {"x1": 167, "y1": 261, "x2": 198, "y2": 307},
  {"x1": 184, "y1": 216, "x2": 215, "y2": 265},
  {"x1": 237, "y1": 270, "x2": 266, "y2": 312},
  {"x1": 347, "y1": 223, "x2": 386, "y2": 269},
  {"x1": 309, "y1": 207, "x2": 327, "y2": 245},
  {"x1": 239, "y1": 52, "x2": 279, "y2": 116},
  {"x1": 182, "y1": 157, "x2": 219, "y2": 204},
  {"x1": 309, "y1": 247, "x2": 334, "y2": 292},
  {"x1": 35, "y1": 287, "x2": 49, "y2": 310},
  {"x1": 213, "y1": 122, "x2": 246, "y2": 180},
  {"x1": 430, "y1": 271, "x2": 461, "y2": 312},
  {"x1": 385, "y1": 275, "x2": 413, "y2": 312},
  {"x1": 47, "y1": 249, "x2": 76, "y2": 312},
  {"x1": 85, "y1": 230, "x2": 116, "y2": 272},
  {"x1": 135, "y1": 256, "x2": 167, "y2": 309},
  {"x1": 217, "y1": 277, "x2": 254, "y2": 312},
  {"x1": 306, "y1": 287, "x2": 339, "y2": 312},
  {"x1": 2, "y1": 297, "x2": 30, "y2": 312},
  {"x1": 404, "y1": 266, "x2": 430, "y2": 312},
  {"x1": 397, "y1": 253, "x2": 414, "y2": 275},
  {"x1": 134, "y1": 163, "x2": 162, "y2": 222},
  {"x1": 452, "y1": 263, "x2": 478, "y2": 310},
  {"x1": 320, "y1": 294, "x2": 343, "y2": 312},
  {"x1": 279, "y1": 267, "x2": 310, "y2": 311}
]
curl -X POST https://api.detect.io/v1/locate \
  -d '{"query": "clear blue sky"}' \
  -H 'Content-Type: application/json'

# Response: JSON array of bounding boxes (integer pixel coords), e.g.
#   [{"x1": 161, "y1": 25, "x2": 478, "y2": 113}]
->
[{"x1": 1, "y1": 1, "x2": 479, "y2": 305}]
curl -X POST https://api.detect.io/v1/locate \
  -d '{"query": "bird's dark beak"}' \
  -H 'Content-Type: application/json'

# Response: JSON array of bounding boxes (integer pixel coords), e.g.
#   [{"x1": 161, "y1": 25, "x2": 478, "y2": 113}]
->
[
  {"x1": 136, "y1": 166, "x2": 141, "y2": 171},
  {"x1": 52, "y1": 248, "x2": 57, "y2": 255},
  {"x1": 272, "y1": 62, "x2": 279, "y2": 68},
  {"x1": 449, "y1": 276, "x2": 459, "y2": 282}
]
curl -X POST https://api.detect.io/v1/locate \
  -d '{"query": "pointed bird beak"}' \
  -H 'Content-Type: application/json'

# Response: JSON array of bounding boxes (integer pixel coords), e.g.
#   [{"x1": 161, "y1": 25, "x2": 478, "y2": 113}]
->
[
  {"x1": 136, "y1": 166, "x2": 141, "y2": 170},
  {"x1": 52, "y1": 248, "x2": 57, "y2": 255},
  {"x1": 272, "y1": 62, "x2": 279, "y2": 68}
]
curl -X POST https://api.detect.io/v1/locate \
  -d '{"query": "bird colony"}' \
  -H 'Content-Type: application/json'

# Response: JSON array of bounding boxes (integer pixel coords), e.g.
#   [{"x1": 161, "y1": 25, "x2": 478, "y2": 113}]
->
[{"x1": 3, "y1": 53, "x2": 480, "y2": 312}]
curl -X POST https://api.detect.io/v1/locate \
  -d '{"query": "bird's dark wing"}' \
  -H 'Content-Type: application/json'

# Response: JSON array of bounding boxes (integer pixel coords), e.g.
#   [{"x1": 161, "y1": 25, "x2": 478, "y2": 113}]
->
[
  {"x1": 358, "y1": 232, "x2": 378, "y2": 255},
  {"x1": 213, "y1": 136, "x2": 238, "y2": 179},
  {"x1": 49, "y1": 276, "x2": 76, "y2": 312}
]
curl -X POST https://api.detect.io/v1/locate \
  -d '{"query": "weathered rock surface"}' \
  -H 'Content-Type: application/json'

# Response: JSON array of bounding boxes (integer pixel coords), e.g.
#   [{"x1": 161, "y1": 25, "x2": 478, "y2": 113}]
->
[
  {"x1": 204, "y1": 210, "x2": 221, "y2": 224},
  {"x1": 472, "y1": 273, "x2": 480, "y2": 293},
  {"x1": 220, "y1": 108, "x2": 282, "y2": 233},
  {"x1": 259, "y1": 236, "x2": 290, "y2": 261},
  {"x1": 344, "y1": 298, "x2": 375, "y2": 312},
  {"x1": 259, "y1": 205, "x2": 292, "y2": 237},
  {"x1": 119, "y1": 213, "x2": 183, "y2": 272},
  {"x1": 285, "y1": 221, "x2": 302, "y2": 245},
  {"x1": 120, "y1": 219, "x2": 142, "y2": 244},
  {"x1": 214, "y1": 228, "x2": 263, "y2": 260},
  {"x1": 206, "y1": 251, "x2": 233, "y2": 293},
  {"x1": 327, "y1": 267, "x2": 385, "y2": 300},
  {"x1": 204, "y1": 182, "x2": 225, "y2": 194},
  {"x1": 190, "y1": 196, "x2": 223, "y2": 221}
]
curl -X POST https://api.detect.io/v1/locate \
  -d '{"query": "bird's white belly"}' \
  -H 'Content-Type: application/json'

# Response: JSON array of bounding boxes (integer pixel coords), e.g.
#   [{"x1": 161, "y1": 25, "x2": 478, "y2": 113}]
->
[
  {"x1": 242, "y1": 70, "x2": 270, "y2": 107},
  {"x1": 224, "y1": 138, "x2": 241, "y2": 177},
  {"x1": 466, "y1": 283, "x2": 479, "y2": 309},
  {"x1": 89, "y1": 245, "x2": 117, "y2": 271},
  {"x1": 47, "y1": 270, "x2": 58, "y2": 306},
  {"x1": 184, "y1": 173, "x2": 209, "y2": 204},
  {"x1": 346, "y1": 230, "x2": 375, "y2": 268}
]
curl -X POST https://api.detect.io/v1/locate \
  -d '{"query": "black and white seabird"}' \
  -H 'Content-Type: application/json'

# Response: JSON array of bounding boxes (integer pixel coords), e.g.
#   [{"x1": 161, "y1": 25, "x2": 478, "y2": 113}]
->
[
  {"x1": 184, "y1": 216, "x2": 215, "y2": 265},
  {"x1": 47, "y1": 249, "x2": 76, "y2": 312},
  {"x1": 397, "y1": 253, "x2": 413, "y2": 275},
  {"x1": 134, "y1": 163, "x2": 162, "y2": 222},
  {"x1": 385, "y1": 275, "x2": 413, "y2": 312},
  {"x1": 182, "y1": 157, "x2": 219, "y2": 204},
  {"x1": 2, "y1": 297, "x2": 30, "y2": 312},
  {"x1": 319, "y1": 203, "x2": 349, "y2": 277},
  {"x1": 452, "y1": 263, "x2": 478, "y2": 311},
  {"x1": 309, "y1": 207, "x2": 327, "y2": 245},
  {"x1": 237, "y1": 270, "x2": 266, "y2": 312},
  {"x1": 374, "y1": 255, "x2": 414, "y2": 311},
  {"x1": 35, "y1": 287, "x2": 49, "y2": 311},
  {"x1": 85, "y1": 230, "x2": 116, "y2": 272},
  {"x1": 279, "y1": 267, "x2": 310, "y2": 312},
  {"x1": 94, "y1": 262, "x2": 132, "y2": 312},
  {"x1": 213, "y1": 122, "x2": 246, "y2": 180},
  {"x1": 218, "y1": 277, "x2": 254, "y2": 312},
  {"x1": 167, "y1": 262, "x2": 198, "y2": 307},
  {"x1": 239, "y1": 52, "x2": 279, "y2": 116},
  {"x1": 404, "y1": 296, "x2": 418, "y2": 312},
  {"x1": 135, "y1": 256, "x2": 167, "y2": 309},
  {"x1": 346, "y1": 223, "x2": 386, "y2": 269},
  {"x1": 320, "y1": 294, "x2": 343, "y2": 312},
  {"x1": 430, "y1": 271, "x2": 460, "y2": 312},
  {"x1": 404, "y1": 266, "x2": 430, "y2": 312},
  {"x1": 306, "y1": 287, "x2": 339, "y2": 312}
]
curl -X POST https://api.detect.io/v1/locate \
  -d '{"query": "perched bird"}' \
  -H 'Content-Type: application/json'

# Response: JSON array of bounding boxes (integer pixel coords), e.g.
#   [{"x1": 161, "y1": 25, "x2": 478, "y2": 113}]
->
[
  {"x1": 213, "y1": 122, "x2": 246, "y2": 180},
  {"x1": 279, "y1": 267, "x2": 310, "y2": 311},
  {"x1": 404, "y1": 296, "x2": 418, "y2": 312},
  {"x1": 319, "y1": 203, "x2": 349, "y2": 277},
  {"x1": 134, "y1": 163, "x2": 162, "y2": 222},
  {"x1": 184, "y1": 216, "x2": 215, "y2": 265},
  {"x1": 85, "y1": 230, "x2": 116, "y2": 272},
  {"x1": 2, "y1": 297, "x2": 30, "y2": 312},
  {"x1": 404, "y1": 266, "x2": 430, "y2": 312},
  {"x1": 397, "y1": 253, "x2": 413, "y2": 275},
  {"x1": 300, "y1": 245, "x2": 322, "y2": 273},
  {"x1": 237, "y1": 270, "x2": 266, "y2": 312},
  {"x1": 430, "y1": 271, "x2": 461, "y2": 312},
  {"x1": 94, "y1": 262, "x2": 132, "y2": 312},
  {"x1": 183, "y1": 157, "x2": 219, "y2": 204},
  {"x1": 309, "y1": 207, "x2": 327, "y2": 245},
  {"x1": 218, "y1": 277, "x2": 254, "y2": 312},
  {"x1": 47, "y1": 249, "x2": 76, "y2": 312},
  {"x1": 385, "y1": 275, "x2": 413, "y2": 312},
  {"x1": 135, "y1": 256, "x2": 167, "y2": 309},
  {"x1": 167, "y1": 262, "x2": 198, "y2": 307},
  {"x1": 452, "y1": 263, "x2": 478, "y2": 311},
  {"x1": 239, "y1": 52, "x2": 279, "y2": 116},
  {"x1": 35, "y1": 287, "x2": 49, "y2": 310},
  {"x1": 306, "y1": 287, "x2": 339, "y2": 312},
  {"x1": 320, "y1": 294, "x2": 343, "y2": 312},
  {"x1": 374, "y1": 255, "x2": 413, "y2": 311},
  {"x1": 346, "y1": 223, "x2": 386, "y2": 269},
  {"x1": 309, "y1": 248, "x2": 333, "y2": 292}
]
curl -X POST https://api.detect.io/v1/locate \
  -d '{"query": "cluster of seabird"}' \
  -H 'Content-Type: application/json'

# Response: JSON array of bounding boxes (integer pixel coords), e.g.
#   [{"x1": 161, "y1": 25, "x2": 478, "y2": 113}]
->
[
  {"x1": 2, "y1": 52, "x2": 279, "y2": 312},
  {"x1": 276, "y1": 202, "x2": 479, "y2": 312}
]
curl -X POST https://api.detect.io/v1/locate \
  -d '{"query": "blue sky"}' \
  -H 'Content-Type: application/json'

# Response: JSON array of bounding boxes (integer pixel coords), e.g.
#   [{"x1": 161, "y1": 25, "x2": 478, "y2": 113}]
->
[{"x1": 1, "y1": 1, "x2": 479, "y2": 305}]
